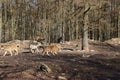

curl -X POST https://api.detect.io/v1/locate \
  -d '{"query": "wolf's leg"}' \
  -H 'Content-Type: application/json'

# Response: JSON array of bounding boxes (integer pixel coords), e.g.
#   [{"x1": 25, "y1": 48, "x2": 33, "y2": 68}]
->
[
  {"x1": 9, "y1": 51, "x2": 13, "y2": 56},
  {"x1": 46, "y1": 52, "x2": 50, "y2": 56},
  {"x1": 31, "y1": 49, "x2": 35, "y2": 53},
  {"x1": 3, "y1": 51, "x2": 8, "y2": 56},
  {"x1": 36, "y1": 48, "x2": 39, "y2": 53},
  {"x1": 54, "y1": 52, "x2": 57, "y2": 55},
  {"x1": 42, "y1": 50, "x2": 45, "y2": 55},
  {"x1": 52, "y1": 52, "x2": 55, "y2": 55},
  {"x1": 15, "y1": 49, "x2": 18, "y2": 55}
]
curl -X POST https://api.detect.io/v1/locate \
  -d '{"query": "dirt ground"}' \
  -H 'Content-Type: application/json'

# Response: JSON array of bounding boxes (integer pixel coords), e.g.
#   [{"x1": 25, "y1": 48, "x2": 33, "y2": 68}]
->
[{"x1": 0, "y1": 39, "x2": 120, "y2": 80}]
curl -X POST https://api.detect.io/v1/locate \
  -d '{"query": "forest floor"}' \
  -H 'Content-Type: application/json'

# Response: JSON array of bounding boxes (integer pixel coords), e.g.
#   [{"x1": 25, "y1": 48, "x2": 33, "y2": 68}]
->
[{"x1": 0, "y1": 38, "x2": 120, "y2": 80}]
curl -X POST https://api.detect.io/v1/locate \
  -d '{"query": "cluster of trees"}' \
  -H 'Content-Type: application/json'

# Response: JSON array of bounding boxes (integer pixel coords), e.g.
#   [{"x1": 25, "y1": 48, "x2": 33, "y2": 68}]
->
[{"x1": 0, "y1": 0, "x2": 120, "y2": 50}]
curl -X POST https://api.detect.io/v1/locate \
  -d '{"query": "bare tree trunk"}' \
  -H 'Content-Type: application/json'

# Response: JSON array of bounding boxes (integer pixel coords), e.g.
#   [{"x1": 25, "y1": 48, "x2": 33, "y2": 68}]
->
[
  {"x1": 0, "y1": 3, "x2": 2, "y2": 42},
  {"x1": 11, "y1": 1, "x2": 16, "y2": 40},
  {"x1": 82, "y1": 14, "x2": 89, "y2": 51},
  {"x1": 3, "y1": 2, "x2": 8, "y2": 42},
  {"x1": 62, "y1": 22, "x2": 65, "y2": 43},
  {"x1": 118, "y1": 5, "x2": 120, "y2": 37},
  {"x1": 68, "y1": 21, "x2": 71, "y2": 41},
  {"x1": 71, "y1": 20, "x2": 75, "y2": 40},
  {"x1": 76, "y1": 20, "x2": 79, "y2": 40},
  {"x1": 81, "y1": 1, "x2": 90, "y2": 51}
]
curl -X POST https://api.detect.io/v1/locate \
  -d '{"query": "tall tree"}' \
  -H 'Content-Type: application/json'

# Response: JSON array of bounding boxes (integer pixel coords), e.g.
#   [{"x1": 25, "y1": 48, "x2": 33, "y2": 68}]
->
[
  {"x1": 118, "y1": 6, "x2": 120, "y2": 37},
  {"x1": 0, "y1": 2, "x2": 2, "y2": 42},
  {"x1": 82, "y1": 0, "x2": 90, "y2": 51}
]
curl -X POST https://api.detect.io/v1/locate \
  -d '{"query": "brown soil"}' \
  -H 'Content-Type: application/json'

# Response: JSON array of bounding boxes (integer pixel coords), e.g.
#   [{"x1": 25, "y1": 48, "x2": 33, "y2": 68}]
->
[{"x1": 0, "y1": 39, "x2": 120, "y2": 80}]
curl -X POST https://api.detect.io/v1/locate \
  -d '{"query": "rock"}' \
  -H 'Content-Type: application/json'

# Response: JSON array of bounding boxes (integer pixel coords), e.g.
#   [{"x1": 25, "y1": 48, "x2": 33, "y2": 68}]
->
[
  {"x1": 36, "y1": 63, "x2": 52, "y2": 73},
  {"x1": 57, "y1": 76, "x2": 67, "y2": 80}
]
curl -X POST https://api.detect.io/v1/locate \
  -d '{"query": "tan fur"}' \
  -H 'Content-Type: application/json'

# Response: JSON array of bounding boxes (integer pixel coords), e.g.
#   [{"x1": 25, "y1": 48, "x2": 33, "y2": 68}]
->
[
  {"x1": 0, "y1": 43, "x2": 19, "y2": 56},
  {"x1": 42, "y1": 44, "x2": 61, "y2": 56}
]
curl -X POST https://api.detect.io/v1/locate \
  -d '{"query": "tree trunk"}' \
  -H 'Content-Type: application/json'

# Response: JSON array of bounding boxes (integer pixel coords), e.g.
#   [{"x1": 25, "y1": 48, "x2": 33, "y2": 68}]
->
[
  {"x1": 118, "y1": 6, "x2": 120, "y2": 37},
  {"x1": 0, "y1": 3, "x2": 2, "y2": 42},
  {"x1": 81, "y1": 1, "x2": 90, "y2": 51},
  {"x1": 76, "y1": 20, "x2": 79, "y2": 40},
  {"x1": 82, "y1": 14, "x2": 89, "y2": 51}
]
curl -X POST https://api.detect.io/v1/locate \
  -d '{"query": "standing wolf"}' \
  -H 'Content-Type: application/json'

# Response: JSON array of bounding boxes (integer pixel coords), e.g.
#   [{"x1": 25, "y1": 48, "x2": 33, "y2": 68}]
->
[
  {"x1": 42, "y1": 44, "x2": 61, "y2": 56},
  {"x1": 0, "y1": 43, "x2": 20, "y2": 56},
  {"x1": 29, "y1": 41, "x2": 42, "y2": 53}
]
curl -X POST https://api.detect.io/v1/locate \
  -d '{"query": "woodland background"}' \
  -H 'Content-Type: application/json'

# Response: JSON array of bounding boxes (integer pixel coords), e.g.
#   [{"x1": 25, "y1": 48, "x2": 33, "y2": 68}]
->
[{"x1": 0, "y1": 0, "x2": 120, "y2": 44}]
